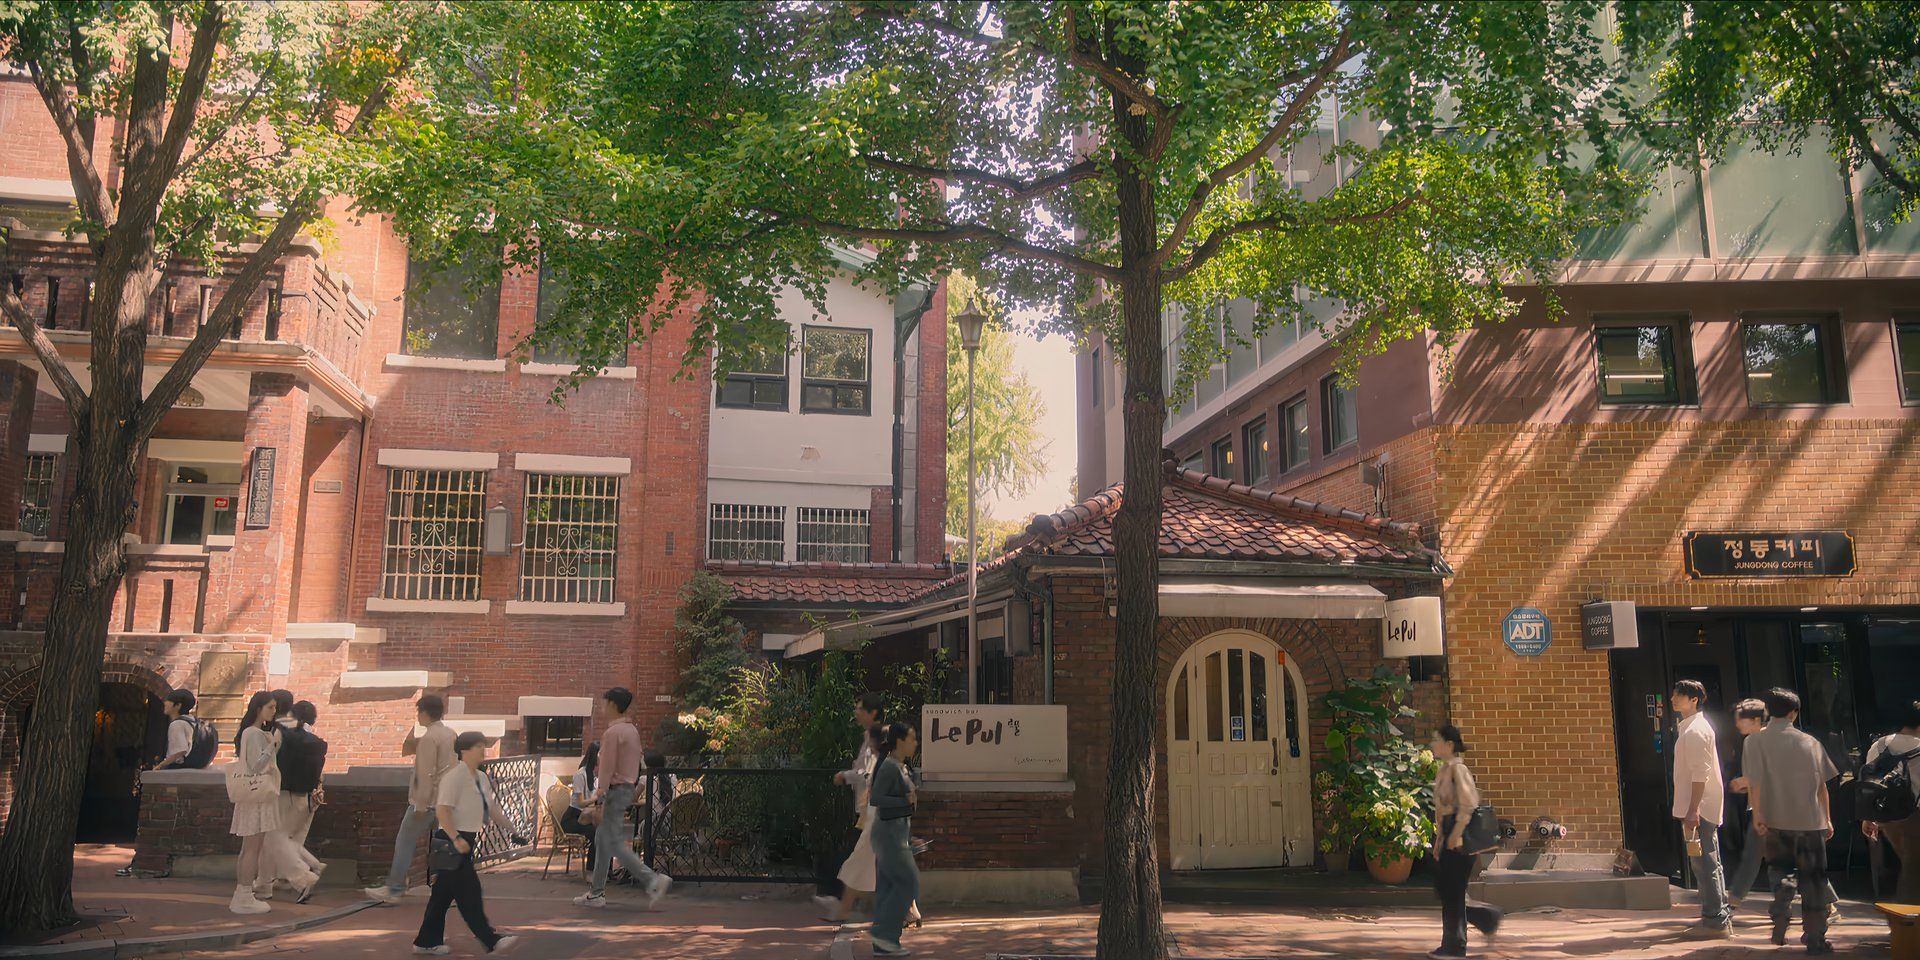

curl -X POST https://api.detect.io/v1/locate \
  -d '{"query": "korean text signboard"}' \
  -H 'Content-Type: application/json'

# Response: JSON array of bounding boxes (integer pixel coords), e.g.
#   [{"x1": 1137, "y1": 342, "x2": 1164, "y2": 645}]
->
[
  {"x1": 1502, "y1": 607, "x2": 1551, "y2": 657},
  {"x1": 922, "y1": 704, "x2": 1068, "y2": 781},
  {"x1": 1683, "y1": 532, "x2": 1855, "y2": 578},
  {"x1": 244, "y1": 447, "x2": 277, "y2": 529}
]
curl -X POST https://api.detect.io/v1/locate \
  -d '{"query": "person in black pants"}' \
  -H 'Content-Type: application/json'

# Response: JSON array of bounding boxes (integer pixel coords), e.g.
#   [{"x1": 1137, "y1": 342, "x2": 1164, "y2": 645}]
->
[
  {"x1": 560, "y1": 743, "x2": 601, "y2": 872},
  {"x1": 1429, "y1": 724, "x2": 1501, "y2": 959},
  {"x1": 414, "y1": 731, "x2": 525, "y2": 956}
]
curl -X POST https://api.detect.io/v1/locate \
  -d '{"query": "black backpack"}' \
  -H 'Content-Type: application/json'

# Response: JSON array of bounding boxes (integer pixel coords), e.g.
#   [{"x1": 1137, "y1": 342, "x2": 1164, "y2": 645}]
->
[
  {"x1": 182, "y1": 717, "x2": 219, "y2": 769},
  {"x1": 1856, "y1": 744, "x2": 1920, "y2": 824},
  {"x1": 278, "y1": 726, "x2": 329, "y2": 794}
]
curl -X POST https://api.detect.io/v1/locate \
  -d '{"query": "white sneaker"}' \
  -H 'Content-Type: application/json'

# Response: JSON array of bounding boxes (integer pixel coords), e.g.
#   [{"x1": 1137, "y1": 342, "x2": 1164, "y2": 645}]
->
[
  {"x1": 411, "y1": 946, "x2": 450, "y2": 956},
  {"x1": 229, "y1": 886, "x2": 271, "y2": 916},
  {"x1": 645, "y1": 874, "x2": 672, "y2": 908},
  {"x1": 363, "y1": 885, "x2": 401, "y2": 904},
  {"x1": 573, "y1": 892, "x2": 607, "y2": 908},
  {"x1": 490, "y1": 935, "x2": 520, "y2": 954}
]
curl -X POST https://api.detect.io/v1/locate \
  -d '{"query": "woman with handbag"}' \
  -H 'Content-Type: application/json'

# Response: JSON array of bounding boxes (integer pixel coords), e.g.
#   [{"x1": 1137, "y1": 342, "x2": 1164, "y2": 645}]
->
[
  {"x1": 413, "y1": 731, "x2": 525, "y2": 956},
  {"x1": 228, "y1": 690, "x2": 299, "y2": 914},
  {"x1": 1429, "y1": 724, "x2": 1501, "y2": 959}
]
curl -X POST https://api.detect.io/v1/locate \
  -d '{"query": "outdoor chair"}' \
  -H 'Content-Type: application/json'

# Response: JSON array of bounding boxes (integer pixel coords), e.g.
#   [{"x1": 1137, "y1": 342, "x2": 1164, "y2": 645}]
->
[{"x1": 541, "y1": 782, "x2": 590, "y2": 880}]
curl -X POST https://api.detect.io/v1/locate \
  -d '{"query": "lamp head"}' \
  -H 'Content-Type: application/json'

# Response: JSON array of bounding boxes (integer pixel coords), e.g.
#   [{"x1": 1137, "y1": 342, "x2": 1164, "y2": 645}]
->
[{"x1": 956, "y1": 302, "x2": 987, "y2": 353}]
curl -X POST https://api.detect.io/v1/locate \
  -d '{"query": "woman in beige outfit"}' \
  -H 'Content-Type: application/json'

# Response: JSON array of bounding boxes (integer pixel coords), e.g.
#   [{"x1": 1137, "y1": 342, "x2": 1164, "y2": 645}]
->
[{"x1": 1429, "y1": 724, "x2": 1501, "y2": 959}]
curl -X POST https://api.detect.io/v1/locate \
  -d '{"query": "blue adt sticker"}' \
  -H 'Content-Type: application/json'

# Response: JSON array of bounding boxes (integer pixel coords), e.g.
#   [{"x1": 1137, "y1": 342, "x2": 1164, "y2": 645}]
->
[{"x1": 1503, "y1": 607, "x2": 1551, "y2": 656}]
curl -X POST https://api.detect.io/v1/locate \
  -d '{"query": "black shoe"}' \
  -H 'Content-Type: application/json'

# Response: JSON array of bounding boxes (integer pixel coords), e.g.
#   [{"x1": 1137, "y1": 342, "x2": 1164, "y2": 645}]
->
[
  {"x1": 1771, "y1": 919, "x2": 1789, "y2": 946},
  {"x1": 1805, "y1": 941, "x2": 1833, "y2": 956}
]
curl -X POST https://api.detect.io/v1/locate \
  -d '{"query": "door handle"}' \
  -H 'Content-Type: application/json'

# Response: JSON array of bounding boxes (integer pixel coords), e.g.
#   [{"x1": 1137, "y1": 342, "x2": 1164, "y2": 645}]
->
[{"x1": 1270, "y1": 738, "x2": 1279, "y2": 775}]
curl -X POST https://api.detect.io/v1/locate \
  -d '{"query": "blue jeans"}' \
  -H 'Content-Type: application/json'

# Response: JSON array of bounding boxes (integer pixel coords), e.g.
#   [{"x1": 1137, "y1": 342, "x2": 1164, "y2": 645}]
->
[
  {"x1": 870, "y1": 816, "x2": 918, "y2": 946},
  {"x1": 589, "y1": 783, "x2": 661, "y2": 896},
  {"x1": 384, "y1": 808, "x2": 437, "y2": 895},
  {"x1": 1689, "y1": 822, "x2": 1730, "y2": 926}
]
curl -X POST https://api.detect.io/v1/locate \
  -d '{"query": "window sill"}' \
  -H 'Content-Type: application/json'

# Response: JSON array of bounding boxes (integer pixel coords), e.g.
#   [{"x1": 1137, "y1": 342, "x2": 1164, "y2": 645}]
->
[
  {"x1": 502, "y1": 601, "x2": 627, "y2": 617},
  {"x1": 365, "y1": 597, "x2": 491, "y2": 615},
  {"x1": 520, "y1": 361, "x2": 637, "y2": 380},
  {"x1": 798, "y1": 406, "x2": 873, "y2": 417},
  {"x1": 512, "y1": 453, "x2": 632, "y2": 476},
  {"x1": 385, "y1": 353, "x2": 508, "y2": 373}
]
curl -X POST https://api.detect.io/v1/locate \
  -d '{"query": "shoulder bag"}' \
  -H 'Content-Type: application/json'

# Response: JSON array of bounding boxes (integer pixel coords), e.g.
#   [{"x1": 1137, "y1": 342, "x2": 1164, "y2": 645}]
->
[
  {"x1": 223, "y1": 731, "x2": 278, "y2": 804},
  {"x1": 1459, "y1": 803, "x2": 1501, "y2": 854}
]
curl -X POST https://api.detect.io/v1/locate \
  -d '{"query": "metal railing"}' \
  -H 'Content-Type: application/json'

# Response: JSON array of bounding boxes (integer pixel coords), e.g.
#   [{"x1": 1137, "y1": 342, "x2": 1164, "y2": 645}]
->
[
  {"x1": 475, "y1": 754, "x2": 541, "y2": 868},
  {"x1": 639, "y1": 767, "x2": 847, "y2": 883}
]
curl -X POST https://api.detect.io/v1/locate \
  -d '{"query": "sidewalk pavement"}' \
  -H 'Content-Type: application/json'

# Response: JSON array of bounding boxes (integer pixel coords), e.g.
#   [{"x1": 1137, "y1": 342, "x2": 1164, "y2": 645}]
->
[{"x1": 6, "y1": 846, "x2": 1897, "y2": 960}]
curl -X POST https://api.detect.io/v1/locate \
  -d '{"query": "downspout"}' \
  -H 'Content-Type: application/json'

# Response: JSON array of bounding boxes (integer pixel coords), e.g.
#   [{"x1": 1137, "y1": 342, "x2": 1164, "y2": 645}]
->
[{"x1": 891, "y1": 284, "x2": 936, "y2": 562}]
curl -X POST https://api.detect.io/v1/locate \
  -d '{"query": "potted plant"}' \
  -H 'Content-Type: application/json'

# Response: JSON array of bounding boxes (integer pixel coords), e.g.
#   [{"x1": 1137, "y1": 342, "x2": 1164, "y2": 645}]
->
[{"x1": 1315, "y1": 666, "x2": 1440, "y2": 884}]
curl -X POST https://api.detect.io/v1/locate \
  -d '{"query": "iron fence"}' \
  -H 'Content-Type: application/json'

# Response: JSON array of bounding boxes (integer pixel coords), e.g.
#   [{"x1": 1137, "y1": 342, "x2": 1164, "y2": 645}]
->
[
  {"x1": 639, "y1": 766, "x2": 848, "y2": 883},
  {"x1": 475, "y1": 754, "x2": 541, "y2": 868}
]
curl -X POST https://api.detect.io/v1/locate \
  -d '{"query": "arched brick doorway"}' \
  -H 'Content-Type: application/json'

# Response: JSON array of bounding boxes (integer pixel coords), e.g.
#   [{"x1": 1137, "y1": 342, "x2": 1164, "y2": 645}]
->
[{"x1": 0, "y1": 659, "x2": 173, "y2": 841}]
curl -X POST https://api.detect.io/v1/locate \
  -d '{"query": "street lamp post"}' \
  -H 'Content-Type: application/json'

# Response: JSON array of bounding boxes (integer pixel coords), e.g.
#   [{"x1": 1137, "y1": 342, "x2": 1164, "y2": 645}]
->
[{"x1": 955, "y1": 302, "x2": 987, "y2": 705}]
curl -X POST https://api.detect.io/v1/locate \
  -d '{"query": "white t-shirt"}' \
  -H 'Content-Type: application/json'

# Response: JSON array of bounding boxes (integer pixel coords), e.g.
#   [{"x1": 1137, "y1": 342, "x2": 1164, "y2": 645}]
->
[
  {"x1": 436, "y1": 764, "x2": 497, "y2": 834},
  {"x1": 1867, "y1": 732, "x2": 1920, "y2": 799},
  {"x1": 1672, "y1": 712, "x2": 1725, "y2": 826},
  {"x1": 165, "y1": 717, "x2": 194, "y2": 763}
]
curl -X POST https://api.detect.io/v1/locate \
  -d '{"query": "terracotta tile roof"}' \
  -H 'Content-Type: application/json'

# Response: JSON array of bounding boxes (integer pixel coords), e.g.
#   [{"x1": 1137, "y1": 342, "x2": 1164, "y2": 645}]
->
[
  {"x1": 708, "y1": 561, "x2": 952, "y2": 606},
  {"x1": 913, "y1": 459, "x2": 1440, "y2": 600}
]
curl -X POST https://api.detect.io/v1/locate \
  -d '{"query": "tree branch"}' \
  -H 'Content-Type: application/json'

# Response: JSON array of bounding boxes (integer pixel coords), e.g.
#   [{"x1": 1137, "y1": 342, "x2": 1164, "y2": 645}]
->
[
  {"x1": 24, "y1": 58, "x2": 113, "y2": 228},
  {"x1": 0, "y1": 284, "x2": 91, "y2": 414},
  {"x1": 865, "y1": 155, "x2": 1101, "y2": 200},
  {"x1": 153, "y1": 3, "x2": 229, "y2": 189},
  {"x1": 1161, "y1": 194, "x2": 1423, "y2": 282},
  {"x1": 1152, "y1": 29, "x2": 1353, "y2": 268},
  {"x1": 757, "y1": 210, "x2": 1124, "y2": 282},
  {"x1": 63, "y1": 13, "x2": 98, "y2": 157},
  {"x1": 1064, "y1": 5, "x2": 1173, "y2": 120}
]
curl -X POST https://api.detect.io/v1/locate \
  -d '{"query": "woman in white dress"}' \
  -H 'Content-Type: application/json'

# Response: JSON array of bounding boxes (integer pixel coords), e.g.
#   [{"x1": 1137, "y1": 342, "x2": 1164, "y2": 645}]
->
[
  {"x1": 820, "y1": 724, "x2": 884, "y2": 921},
  {"x1": 229, "y1": 691, "x2": 285, "y2": 915}
]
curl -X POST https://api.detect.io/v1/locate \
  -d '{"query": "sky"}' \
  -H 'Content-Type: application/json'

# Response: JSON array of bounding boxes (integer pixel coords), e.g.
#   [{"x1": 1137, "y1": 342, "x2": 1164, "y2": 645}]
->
[{"x1": 981, "y1": 329, "x2": 1080, "y2": 525}]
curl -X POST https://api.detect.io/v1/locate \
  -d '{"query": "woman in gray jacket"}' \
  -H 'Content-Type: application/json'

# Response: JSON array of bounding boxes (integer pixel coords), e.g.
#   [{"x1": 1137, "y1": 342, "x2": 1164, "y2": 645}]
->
[{"x1": 868, "y1": 721, "x2": 920, "y2": 957}]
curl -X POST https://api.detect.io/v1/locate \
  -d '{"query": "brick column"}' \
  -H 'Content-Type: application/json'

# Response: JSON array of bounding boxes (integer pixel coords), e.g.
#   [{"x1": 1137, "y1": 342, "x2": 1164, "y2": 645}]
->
[
  {"x1": 224, "y1": 372, "x2": 310, "y2": 640},
  {"x1": 0, "y1": 361, "x2": 40, "y2": 531}
]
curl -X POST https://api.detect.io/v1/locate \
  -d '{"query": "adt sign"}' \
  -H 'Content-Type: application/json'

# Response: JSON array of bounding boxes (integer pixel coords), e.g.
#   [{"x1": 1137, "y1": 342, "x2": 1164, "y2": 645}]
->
[{"x1": 1502, "y1": 607, "x2": 1551, "y2": 656}]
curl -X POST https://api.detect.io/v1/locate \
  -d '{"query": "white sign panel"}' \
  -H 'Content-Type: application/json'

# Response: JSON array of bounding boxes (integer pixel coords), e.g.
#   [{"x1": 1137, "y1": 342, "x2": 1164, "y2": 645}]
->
[
  {"x1": 921, "y1": 704, "x2": 1068, "y2": 781},
  {"x1": 1381, "y1": 596, "x2": 1445, "y2": 657},
  {"x1": 1581, "y1": 600, "x2": 1639, "y2": 650}
]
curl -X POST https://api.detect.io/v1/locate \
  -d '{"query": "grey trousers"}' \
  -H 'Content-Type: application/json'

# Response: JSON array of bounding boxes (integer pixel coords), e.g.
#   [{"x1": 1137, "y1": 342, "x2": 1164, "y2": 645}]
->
[
  {"x1": 589, "y1": 783, "x2": 661, "y2": 896},
  {"x1": 870, "y1": 816, "x2": 918, "y2": 945},
  {"x1": 384, "y1": 808, "x2": 437, "y2": 894}
]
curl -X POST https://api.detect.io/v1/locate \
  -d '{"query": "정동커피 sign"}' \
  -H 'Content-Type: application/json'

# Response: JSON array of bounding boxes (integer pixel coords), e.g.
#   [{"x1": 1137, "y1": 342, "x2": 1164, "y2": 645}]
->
[
  {"x1": 1683, "y1": 531, "x2": 1856, "y2": 579},
  {"x1": 921, "y1": 704, "x2": 1068, "y2": 781},
  {"x1": 1502, "y1": 607, "x2": 1551, "y2": 657}
]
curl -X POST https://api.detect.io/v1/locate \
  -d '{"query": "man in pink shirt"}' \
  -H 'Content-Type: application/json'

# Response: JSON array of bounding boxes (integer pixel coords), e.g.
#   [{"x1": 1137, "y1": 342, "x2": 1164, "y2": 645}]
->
[{"x1": 574, "y1": 687, "x2": 672, "y2": 909}]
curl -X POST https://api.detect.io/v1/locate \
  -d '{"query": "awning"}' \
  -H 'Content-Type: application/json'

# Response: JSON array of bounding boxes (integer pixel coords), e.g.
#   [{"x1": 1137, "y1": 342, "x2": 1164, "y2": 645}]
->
[
  {"x1": 782, "y1": 594, "x2": 971, "y2": 658},
  {"x1": 1156, "y1": 578, "x2": 1386, "y2": 620}
]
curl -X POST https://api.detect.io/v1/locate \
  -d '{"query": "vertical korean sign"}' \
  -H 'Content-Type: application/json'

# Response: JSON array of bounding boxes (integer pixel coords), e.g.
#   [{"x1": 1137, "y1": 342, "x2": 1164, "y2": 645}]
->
[{"x1": 245, "y1": 447, "x2": 277, "y2": 529}]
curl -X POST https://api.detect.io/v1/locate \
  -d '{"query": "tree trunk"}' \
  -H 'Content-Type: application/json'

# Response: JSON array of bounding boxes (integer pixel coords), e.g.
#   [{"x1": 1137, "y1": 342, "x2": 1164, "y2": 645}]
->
[
  {"x1": 1096, "y1": 50, "x2": 1171, "y2": 960},
  {"x1": 0, "y1": 225, "x2": 153, "y2": 932}
]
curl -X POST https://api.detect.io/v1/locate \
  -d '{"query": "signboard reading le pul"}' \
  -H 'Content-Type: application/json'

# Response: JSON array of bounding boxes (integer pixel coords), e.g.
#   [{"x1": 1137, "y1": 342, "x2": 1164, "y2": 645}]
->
[{"x1": 921, "y1": 704, "x2": 1068, "y2": 781}]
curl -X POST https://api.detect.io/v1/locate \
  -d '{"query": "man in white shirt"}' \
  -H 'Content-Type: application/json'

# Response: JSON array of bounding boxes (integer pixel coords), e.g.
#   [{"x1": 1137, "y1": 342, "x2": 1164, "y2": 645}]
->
[
  {"x1": 1672, "y1": 680, "x2": 1730, "y2": 938},
  {"x1": 156, "y1": 690, "x2": 198, "y2": 768}
]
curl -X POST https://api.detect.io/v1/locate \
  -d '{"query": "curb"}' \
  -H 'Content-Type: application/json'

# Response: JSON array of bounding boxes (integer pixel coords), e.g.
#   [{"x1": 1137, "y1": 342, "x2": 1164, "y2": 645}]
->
[{"x1": 0, "y1": 899, "x2": 378, "y2": 960}]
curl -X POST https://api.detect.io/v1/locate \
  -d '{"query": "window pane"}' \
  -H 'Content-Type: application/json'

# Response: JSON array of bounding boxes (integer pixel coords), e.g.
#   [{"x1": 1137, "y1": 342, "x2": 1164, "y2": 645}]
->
[
  {"x1": 380, "y1": 468, "x2": 487, "y2": 600},
  {"x1": 1173, "y1": 668, "x2": 1190, "y2": 742},
  {"x1": 1227, "y1": 649, "x2": 1245, "y2": 740},
  {"x1": 1862, "y1": 131, "x2": 1920, "y2": 253},
  {"x1": 1283, "y1": 398, "x2": 1310, "y2": 469},
  {"x1": 1180, "y1": 452, "x2": 1204, "y2": 473},
  {"x1": 1323, "y1": 378, "x2": 1358, "y2": 450},
  {"x1": 718, "y1": 380, "x2": 753, "y2": 406},
  {"x1": 1225, "y1": 305, "x2": 1258, "y2": 386},
  {"x1": 1899, "y1": 322, "x2": 1920, "y2": 402},
  {"x1": 1596, "y1": 325, "x2": 1678, "y2": 403},
  {"x1": 801, "y1": 383, "x2": 836, "y2": 411},
  {"x1": 1743, "y1": 322, "x2": 1830, "y2": 404},
  {"x1": 1242, "y1": 418, "x2": 1269, "y2": 485},
  {"x1": 1867, "y1": 620, "x2": 1920, "y2": 733},
  {"x1": 1205, "y1": 652, "x2": 1224, "y2": 742},
  {"x1": 832, "y1": 385, "x2": 867, "y2": 412},
  {"x1": 1249, "y1": 654, "x2": 1269, "y2": 743},
  {"x1": 19, "y1": 453, "x2": 56, "y2": 537},
  {"x1": 1709, "y1": 137, "x2": 1857, "y2": 259},
  {"x1": 797, "y1": 507, "x2": 870, "y2": 562},
  {"x1": 167, "y1": 495, "x2": 207, "y2": 545},
  {"x1": 1798, "y1": 623, "x2": 1858, "y2": 772},
  {"x1": 803, "y1": 328, "x2": 868, "y2": 380},
  {"x1": 708, "y1": 503, "x2": 785, "y2": 561},
  {"x1": 752, "y1": 379, "x2": 785, "y2": 405},
  {"x1": 401, "y1": 255, "x2": 501, "y2": 359},
  {"x1": 1210, "y1": 438, "x2": 1232, "y2": 478},
  {"x1": 1574, "y1": 139, "x2": 1708, "y2": 260},
  {"x1": 520, "y1": 473, "x2": 620, "y2": 604}
]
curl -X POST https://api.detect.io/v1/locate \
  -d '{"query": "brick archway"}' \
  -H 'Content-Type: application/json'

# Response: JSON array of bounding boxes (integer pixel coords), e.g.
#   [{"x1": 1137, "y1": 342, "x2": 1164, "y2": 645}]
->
[{"x1": 0, "y1": 657, "x2": 175, "y2": 824}]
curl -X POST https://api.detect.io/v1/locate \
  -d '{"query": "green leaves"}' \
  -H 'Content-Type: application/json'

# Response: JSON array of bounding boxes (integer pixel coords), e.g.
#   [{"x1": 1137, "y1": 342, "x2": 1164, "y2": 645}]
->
[{"x1": 1317, "y1": 665, "x2": 1439, "y2": 862}]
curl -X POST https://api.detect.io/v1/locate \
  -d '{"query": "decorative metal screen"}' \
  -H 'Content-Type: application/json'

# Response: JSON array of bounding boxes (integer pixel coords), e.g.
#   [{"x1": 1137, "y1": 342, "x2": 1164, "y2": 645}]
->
[
  {"x1": 380, "y1": 468, "x2": 486, "y2": 600},
  {"x1": 474, "y1": 754, "x2": 540, "y2": 869},
  {"x1": 796, "y1": 507, "x2": 870, "y2": 562},
  {"x1": 708, "y1": 503, "x2": 784, "y2": 561},
  {"x1": 519, "y1": 473, "x2": 620, "y2": 603},
  {"x1": 19, "y1": 453, "x2": 56, "y2": 537}
]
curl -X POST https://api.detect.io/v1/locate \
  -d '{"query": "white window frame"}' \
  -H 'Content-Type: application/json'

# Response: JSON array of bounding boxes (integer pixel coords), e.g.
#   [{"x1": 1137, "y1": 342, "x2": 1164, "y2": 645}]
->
[
  {"x1": 796, "y1": 506, "x2": 871, "y2": 563},
  {"x1": 709, "y1": 503, "x2": 786, "y2": 562}
]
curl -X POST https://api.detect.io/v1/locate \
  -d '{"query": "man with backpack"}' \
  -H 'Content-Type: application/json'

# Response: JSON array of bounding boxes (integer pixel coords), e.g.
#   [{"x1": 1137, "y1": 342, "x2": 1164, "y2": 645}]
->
[
  {"x1": 157, "y1": 689, "x2": 218, "y2": 769},
  {"x1": 273, "y1": 700, "x2": 329, "y2": 902},
  {"x1": 1861, "y1": 700, "x2": 1920, "y2": 904}
]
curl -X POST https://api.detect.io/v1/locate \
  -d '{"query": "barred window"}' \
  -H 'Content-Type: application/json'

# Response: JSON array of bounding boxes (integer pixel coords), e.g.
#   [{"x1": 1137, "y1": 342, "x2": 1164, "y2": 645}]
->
[
  {"x1": 797, "y1": 507, "x2": 870, "y2": 563},
  {"x1": 19, "y1": 453, "x2": 56, "y2": 537},
  {"x1": 709, "y1": 503, "x2": 784, "y2": 561},
  {"x1": 519, "y1": 473, "x2": 620, "y2": 604},
  {"x1": 380, "y1": 468, "x2": 487, "y2": 601}
]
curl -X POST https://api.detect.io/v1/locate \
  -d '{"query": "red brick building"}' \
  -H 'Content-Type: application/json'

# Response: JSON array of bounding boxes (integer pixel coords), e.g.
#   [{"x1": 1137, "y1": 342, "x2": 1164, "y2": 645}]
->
[{"x1": 0, "y1": 72, "x2": 947, "y2": 839}]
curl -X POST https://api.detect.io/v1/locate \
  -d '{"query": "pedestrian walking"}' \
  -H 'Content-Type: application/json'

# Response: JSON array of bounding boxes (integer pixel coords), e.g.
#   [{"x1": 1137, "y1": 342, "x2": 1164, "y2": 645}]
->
[
  {"x1": 1744, "y1": 687, "x2": 1839, "y2": 955},
  {"x1": 1728, "y1": 698, "x2": 1840, "y2": 921},
  {"x1": 265, "y1": 700, "x2": 328, "y2": 903},
  {"x1": 1861, "y1": 699, "x2": 1920, "y2": 904},
  {"x1": 868, "y1": 721, "x2": 921, "y2": 958},
  {"x1": 1671, "y1": 680, "x2": 1731, "y2": 938},
  {"x1": 819, "y1": 723, "x2": 886, "y2": 922},
  {"x1": 366, "y1": 694, "x2": 458, "y2": 904},
  {"x1": 412, "y1": 731, "x2": 525, "y2": 956},
  {"x1": 1428, "y1": 724, "x2": 1500, "y2": 960},
  {"x1": 572, "y1": 687, "x2": 673, "y2": 909},
  {"x1": 229, "y1": 691, "x2": 308, "y2": 913}
]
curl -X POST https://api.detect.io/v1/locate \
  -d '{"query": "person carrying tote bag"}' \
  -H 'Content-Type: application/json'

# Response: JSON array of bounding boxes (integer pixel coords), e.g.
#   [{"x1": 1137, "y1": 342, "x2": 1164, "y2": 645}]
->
[
  {"x1": 1429, "y1": 724, "x2": 1503, "y2": 959},
  {"x1": 228, "y1": 691, "x2": 307, "y2": 914}
]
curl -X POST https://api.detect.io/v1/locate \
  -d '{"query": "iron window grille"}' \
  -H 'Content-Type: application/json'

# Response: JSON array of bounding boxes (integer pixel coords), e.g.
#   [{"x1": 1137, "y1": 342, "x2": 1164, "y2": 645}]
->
[
  {"x1": 800, "y1": 325, "x2": 871, "y2": 414},
  {"x1": 797, "y1": 507, "x2": 870, "y2": 563},
  {"x1": 19, "y1": 453, "x2": 56, "y2": 537},
  {"x1": 717, "y1": 331, "x2": 790, "y2": 410},
  {"x1": 380, "y1": 468, "x2": 487, "y2": 601},
  {"x1": 519, "y1": 473, "x2": 620, "y2": 604},
  {"x1": 709, "y1": 503, "x2": 785, "y2": 562},
  {"x1": 525, "y1": 715, "x2": 586, "y2": 755}
]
